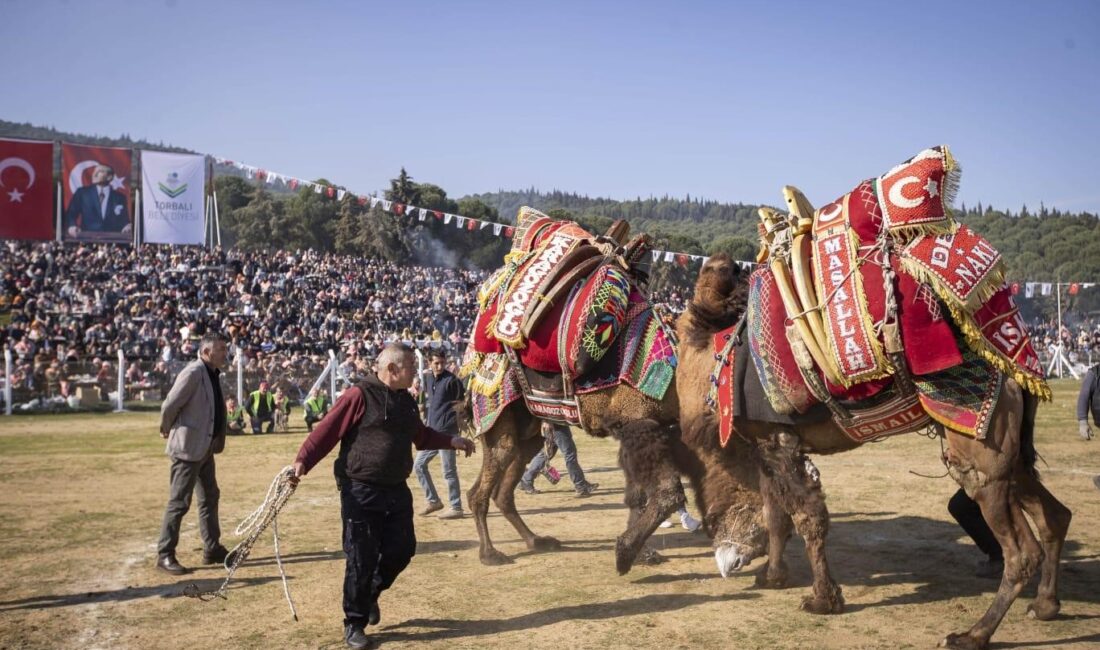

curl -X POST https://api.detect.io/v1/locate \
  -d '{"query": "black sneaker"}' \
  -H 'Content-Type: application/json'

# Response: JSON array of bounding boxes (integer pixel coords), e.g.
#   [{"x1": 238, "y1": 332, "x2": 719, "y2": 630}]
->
[
  {"x1": 345, "y1": 623, "x2": 370, "y2": 649},
  {"x1": 368, "y1": 600, "x2": 381, "y2": 626},
  {"x1": 575, "y1": 482, "x2": 599, "y2": 498},
  {"x1": 518, "y1": 480, "x2": 540, "y2": 495}
]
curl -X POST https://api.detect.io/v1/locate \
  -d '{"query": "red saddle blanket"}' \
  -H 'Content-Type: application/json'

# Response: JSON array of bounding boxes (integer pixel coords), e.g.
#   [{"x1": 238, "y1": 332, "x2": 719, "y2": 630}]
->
[{"x1": 750, "y1": 145, "x2": 1050, "y2": 419}]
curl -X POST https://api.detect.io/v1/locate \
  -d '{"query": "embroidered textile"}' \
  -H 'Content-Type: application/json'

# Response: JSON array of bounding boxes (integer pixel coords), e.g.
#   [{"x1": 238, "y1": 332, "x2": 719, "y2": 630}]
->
[
  {"x1": 746, "y1": 268, "x2": 810, "y2": 414},
  {"x1": 468, "y1": 352, "x2": 511, "y2": 397},
  {"x1": 469, "y1": 359, "x2": 523, "y2": 435},
  {"x1": 812, "y1": 192, "x2": 891, "y2": 386},
  {"x1": 895, "y1": 261, "x2": 962, "y2": 375},
  {"x1": 492, "y1": 231, "x2": 585, "y2": 347},
  {"x1": 710, "y1": 325, "x2": 737, "y2": 448},
  {"x1": 617, "y1": 306, "x2": 677, "y2": 401},
  {"x1": 900, "y1": 224, "x2": 1005, "y2": 311},
  {"x1": 875, "y1": 145, "x2": 959, "y2": 236},
  {"x1": 915, "y1": 347, "x2": 1003, "y2": 439}
]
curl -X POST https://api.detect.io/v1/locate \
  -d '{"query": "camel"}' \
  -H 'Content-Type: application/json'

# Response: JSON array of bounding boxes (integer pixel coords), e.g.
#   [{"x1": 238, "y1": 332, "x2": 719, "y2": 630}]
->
[
  {"x1": 460, "y1": 215, "x2": 700, "y2": 573},
  {"x1": 673, "y1": 254, "x2": 1071, "y2": 650},
  {"x1": 465, "y1": 385, "x2": 694, "y2": 573}
]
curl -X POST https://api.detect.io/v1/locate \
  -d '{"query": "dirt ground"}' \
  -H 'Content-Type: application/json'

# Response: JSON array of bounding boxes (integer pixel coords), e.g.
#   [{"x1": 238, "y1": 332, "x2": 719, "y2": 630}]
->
[{"x1": 0, "y1": 378, "x2": 1097, "y2": 649}]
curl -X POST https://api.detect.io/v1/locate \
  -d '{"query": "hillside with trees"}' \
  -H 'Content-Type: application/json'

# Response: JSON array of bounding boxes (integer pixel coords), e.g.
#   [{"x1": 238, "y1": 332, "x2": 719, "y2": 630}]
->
[{"x1": 3, "y1": 119, "x2": 1097, "y2": 311}]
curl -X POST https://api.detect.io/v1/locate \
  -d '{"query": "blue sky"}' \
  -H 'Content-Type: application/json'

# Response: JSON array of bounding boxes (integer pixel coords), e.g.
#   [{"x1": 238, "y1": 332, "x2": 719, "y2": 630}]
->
[{"x1": 2, "y1": 0, "x2": 1097, "y2": 214}]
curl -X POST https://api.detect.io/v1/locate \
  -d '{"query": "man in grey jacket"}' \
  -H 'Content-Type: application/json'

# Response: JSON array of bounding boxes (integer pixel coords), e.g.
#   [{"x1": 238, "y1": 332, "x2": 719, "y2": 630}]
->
[{"x1": 155, "y1": 333, "x2": 231, "y2": 575}]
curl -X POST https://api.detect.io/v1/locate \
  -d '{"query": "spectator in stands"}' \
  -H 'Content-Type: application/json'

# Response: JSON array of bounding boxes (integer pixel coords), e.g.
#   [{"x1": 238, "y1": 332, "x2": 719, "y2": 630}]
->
[{"x1": 247, "y1": 380, "x2": 276, "y2": 434}]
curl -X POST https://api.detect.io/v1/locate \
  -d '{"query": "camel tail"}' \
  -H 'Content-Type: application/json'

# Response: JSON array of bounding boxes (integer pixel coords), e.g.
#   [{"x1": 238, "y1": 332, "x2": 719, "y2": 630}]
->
[{"x1": 1019, "y1": 389, "x2": 1040, "y2": 479}]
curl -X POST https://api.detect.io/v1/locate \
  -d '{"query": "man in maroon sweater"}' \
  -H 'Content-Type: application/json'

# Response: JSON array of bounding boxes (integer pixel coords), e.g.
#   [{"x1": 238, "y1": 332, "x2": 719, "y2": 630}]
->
[{"x1": 290, "y1": 343, "x2": 475, "y2": 650}]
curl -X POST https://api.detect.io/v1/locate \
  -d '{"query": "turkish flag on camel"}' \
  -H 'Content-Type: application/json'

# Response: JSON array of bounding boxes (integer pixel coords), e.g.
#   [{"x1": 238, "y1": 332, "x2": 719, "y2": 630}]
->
[
  {"x1": 0, "y1": 138, "x2": 55, "y2": 240},
  {"x1": 61, "y1": 142, "x2": 133, "y2": 243}
]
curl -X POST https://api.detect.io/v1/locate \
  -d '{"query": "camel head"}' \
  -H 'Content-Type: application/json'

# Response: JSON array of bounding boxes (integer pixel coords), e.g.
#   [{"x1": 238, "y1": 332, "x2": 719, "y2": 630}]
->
[
  {"x1": 709, "y1": 482, "x2": 768, "y2": 577},
  {"x1": 682, "y1": 253, "x2": 749, "y2": 348}
]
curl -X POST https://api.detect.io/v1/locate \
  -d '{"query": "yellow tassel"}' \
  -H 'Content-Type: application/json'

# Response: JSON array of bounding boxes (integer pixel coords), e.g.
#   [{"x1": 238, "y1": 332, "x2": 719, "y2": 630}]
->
[{"x1": 937, "y1": 298, "x2": 1052, "y2": 402}]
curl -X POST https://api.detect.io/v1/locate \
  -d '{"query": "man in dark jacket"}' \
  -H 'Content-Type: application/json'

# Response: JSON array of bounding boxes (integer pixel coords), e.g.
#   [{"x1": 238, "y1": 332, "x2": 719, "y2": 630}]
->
[
  {"x1": 1076, "y1": 363, "x2": 1100, "y2": 492},
  {"x1": 412, "y1": 349, "x2": 467, "y2": 518},
  {"x1": 290, "y1": 343, "x2": 475, "y2": 650}
]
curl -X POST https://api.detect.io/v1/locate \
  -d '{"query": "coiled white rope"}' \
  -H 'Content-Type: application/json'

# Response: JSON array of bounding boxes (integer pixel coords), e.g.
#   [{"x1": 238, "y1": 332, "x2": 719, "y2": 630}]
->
[{"x1": 184, "y1": 465, "x2": 299, "y2": 621}]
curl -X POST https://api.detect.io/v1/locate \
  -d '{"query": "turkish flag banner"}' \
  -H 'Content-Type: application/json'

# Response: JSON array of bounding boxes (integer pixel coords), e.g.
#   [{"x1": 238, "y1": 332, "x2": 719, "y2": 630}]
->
[
  {"x1": 0, "y1": 137, "x2": 54, "y2": 240},
  {"x1": 61, "y1": 142, "x2": 133, "y2": 243}
]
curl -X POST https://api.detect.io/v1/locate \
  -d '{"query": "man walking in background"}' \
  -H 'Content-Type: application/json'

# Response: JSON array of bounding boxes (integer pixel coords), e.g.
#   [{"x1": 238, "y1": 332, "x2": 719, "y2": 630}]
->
[
  {"x1": 413, "y1": 350, "x2": 467, "y2": 519},
  {"x1": 156, "y1": 333, "x2": 231, "y2": 575}
]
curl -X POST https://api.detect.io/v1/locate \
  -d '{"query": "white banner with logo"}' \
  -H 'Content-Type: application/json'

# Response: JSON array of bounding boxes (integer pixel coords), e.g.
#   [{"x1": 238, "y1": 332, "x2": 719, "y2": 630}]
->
[{"x1": 141, "y1": 151, "x2": 206, "y2": 244}]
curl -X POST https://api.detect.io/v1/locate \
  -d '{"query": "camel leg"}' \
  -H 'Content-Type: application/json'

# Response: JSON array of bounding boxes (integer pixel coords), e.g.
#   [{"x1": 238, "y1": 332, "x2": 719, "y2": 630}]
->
[
  {"x1": 758, "y1": 430, "x2": 843, "y2": 615},
  {"x1": 941, "y1": 476, "x2": 1041, "y2": 650},
  {"x1": 614, "y1": 420, "x2": 684, "y2": 574},
  {"x1": 468, "y1": 407, "x2": 537, "y2": 566},
  {"x1": 755, "y1": 470, "x2": 793, "y2": 589},
  {"x1": 1015, "y1": 471, "x2": 1070, "y2": 621},
  {"x1": 493, "y1": 434, "x2": 562, "y2": 552}
]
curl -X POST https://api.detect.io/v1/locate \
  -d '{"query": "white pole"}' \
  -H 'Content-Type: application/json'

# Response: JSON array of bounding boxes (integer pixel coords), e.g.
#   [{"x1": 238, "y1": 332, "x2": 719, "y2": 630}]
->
[
  {"x1": 115, "y1": 349, "x2": 126, "y2": 412},
  {"x1": 329, "y1": 350, "x2": 337, "y2": 401},
  {"x1": 213, "y1": 189, "x2": 222, "y2": 247},
  {"x1": 308, "y1": 362, "x2": 332, "y2": 397},
  {"x1": 4, "y1": 349, "x2": 12, "y2": 416},
  {"x1": 236, "y1": 344, "x2": 244, "y2": 405},
  {"x1": 133, "y1": 187, "x2": 141, "y2": 248},
  {"x1": 1056, "y1": 280, "x2": 1064, "y2": 379},
  {"x1": 55, "y1": 181, "x2": 63, "y2": 243}
]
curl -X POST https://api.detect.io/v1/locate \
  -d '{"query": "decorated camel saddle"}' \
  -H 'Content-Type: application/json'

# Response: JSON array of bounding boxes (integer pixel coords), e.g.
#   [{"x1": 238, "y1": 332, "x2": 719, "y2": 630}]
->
[
  {"x1": 461, "y1": 207, "x2": 677, "y2": 432},
  {"x1": 716, "y1": 146, "x2": 1049, "y2": 445}
]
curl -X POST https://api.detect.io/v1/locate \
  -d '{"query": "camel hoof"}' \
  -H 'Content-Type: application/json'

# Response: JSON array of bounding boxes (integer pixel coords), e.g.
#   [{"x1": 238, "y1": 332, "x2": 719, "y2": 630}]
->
[
  {"x1": 1026, "y1": 598, "x2": 1061, "y2": 621},
  {"x1": 939, "y1": 632, "x2": 988, "y2": 650},
  {"x1": 754, "y1": 569, "x2": 789, "y2": 589},
  {"x1": 638, "y1": 547, "x2": 666, "y2": 566},
  {"x1": 479, "y1": 549, "x2": 515, "y2": 566},
  {"x1": 530, "y1": 536, "x2": 562, "y2": 552},
  {"x1": 799, "y1": 594, "x2": 844, "y2": 615}
]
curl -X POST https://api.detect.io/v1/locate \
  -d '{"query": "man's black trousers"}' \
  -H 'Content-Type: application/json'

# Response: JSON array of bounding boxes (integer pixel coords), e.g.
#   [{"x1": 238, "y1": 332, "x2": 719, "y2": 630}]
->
[{"x1": 340, "y1": 480, "x2": 416, "y2": 627}]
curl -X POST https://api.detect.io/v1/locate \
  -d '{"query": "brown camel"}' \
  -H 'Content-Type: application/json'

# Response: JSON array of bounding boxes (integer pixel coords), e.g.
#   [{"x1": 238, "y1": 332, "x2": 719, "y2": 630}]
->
[
  {"x1": 465, "y1": 384, "x2": 695, "y2": 573},
  {"x1": 674, "y1": 254, "x2": 1071, "y2": 650}
]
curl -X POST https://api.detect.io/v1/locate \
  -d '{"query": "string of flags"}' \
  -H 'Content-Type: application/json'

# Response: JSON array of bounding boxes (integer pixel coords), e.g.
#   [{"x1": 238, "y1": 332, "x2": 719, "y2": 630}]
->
[
  {"x1": 1013, "y1": 282, "x2": 1097, "y2": 298},
  {"x1": 211, "y1": 156, "x2": 748, "y2": 269},
  {"x1": 210, "y1": 156, "x2": 1092, "y2": 283}
]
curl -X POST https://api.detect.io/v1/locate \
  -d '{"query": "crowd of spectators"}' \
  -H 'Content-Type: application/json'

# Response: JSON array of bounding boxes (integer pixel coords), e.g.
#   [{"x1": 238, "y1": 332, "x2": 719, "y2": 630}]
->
[
  {"x1": 0, "y1": 242, "x2": 491, "y2": 405},
  {"x1": 1029, "y1": 318, "x2": 1100, "y2": 366},
  {"x1": 3, "y1": 239, "x2": 1091, "y2": 409}
]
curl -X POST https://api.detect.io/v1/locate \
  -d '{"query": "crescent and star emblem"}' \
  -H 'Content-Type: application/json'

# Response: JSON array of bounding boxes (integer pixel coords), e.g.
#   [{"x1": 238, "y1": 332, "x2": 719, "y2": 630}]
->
[
  {"x1": 0, "y1": 157, "x2": 36, "y2": 203},
  {"x1": 68, "y1": 160, "x2": 100, "y2": 194},
  {"x1": 888, "y1": 175, "x2": 926, "y2": 209},
  {"x1": 817, "y1": 203, "x2": 843, "y2": 223}
]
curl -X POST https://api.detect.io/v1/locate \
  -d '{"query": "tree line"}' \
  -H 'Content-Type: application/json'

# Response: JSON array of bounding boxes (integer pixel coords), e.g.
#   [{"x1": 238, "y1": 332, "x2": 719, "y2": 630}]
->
[{"x1": 3, "y1": 119, "x2": 1097, "y2": 315}]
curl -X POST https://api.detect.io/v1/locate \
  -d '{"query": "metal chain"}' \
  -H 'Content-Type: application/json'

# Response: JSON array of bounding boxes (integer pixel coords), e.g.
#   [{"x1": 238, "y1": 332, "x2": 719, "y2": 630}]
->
[{"x1": 184, "y1": 466, "x2": 299, "y2": 621}]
